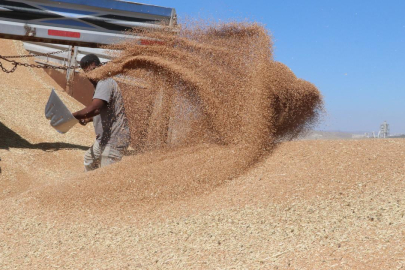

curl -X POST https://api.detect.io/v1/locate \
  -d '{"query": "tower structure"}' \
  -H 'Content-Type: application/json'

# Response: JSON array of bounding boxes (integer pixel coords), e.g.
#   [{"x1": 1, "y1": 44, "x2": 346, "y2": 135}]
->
[{"x1": 378, "y1": 121, "x2": 390, "y2": 138}]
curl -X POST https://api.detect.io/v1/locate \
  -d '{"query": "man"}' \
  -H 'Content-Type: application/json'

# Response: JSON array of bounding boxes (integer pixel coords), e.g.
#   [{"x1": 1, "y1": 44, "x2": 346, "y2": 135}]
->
[{"x1": 73, "y1": 54, "x2": 130, "y2": 171}]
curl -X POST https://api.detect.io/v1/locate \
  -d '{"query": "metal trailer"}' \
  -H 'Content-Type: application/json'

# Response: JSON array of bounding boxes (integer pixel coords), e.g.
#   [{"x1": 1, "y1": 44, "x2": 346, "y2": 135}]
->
[
  {"x1": 0, "y1": 0, "x2": 177, "y2": 47},
  {"x1": 0, "y1": 0, "x2": 176, "y2": 97}
]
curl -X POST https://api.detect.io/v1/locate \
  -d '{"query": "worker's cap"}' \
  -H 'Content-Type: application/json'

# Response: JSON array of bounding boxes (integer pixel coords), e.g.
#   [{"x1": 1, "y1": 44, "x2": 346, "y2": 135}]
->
[{"x1": 80, "y1": 54, "x2": 101, "y2": 70}]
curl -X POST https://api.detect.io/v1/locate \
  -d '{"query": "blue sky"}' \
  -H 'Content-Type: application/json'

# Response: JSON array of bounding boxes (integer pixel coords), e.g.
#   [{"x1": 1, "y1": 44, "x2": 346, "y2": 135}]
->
[{"x1": 137, "y1": 0, "x2": 405, "y2": 134}]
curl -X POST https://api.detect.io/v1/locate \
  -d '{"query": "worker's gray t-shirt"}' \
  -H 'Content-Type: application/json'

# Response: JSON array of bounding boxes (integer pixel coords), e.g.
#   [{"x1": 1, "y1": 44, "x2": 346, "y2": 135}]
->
[{"x1": 92, "y1": 78, "x2": 130, "y2": 148}]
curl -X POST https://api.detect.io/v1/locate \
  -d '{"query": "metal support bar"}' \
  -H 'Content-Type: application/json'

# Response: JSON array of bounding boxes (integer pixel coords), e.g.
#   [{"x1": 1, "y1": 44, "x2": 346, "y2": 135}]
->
[{"x1": 66, "y1": 46, "x2": 78, "y2": 95}]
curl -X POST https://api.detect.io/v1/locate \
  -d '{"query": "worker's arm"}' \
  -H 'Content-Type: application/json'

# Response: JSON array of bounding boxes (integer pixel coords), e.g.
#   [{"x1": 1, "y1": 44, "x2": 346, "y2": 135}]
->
[{"x1": 73, "y1": 99, "x2": 107, "y2": 125}]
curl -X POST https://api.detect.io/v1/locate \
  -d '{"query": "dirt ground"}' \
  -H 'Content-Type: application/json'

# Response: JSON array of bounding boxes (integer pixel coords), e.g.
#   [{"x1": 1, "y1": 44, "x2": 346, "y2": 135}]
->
[{"x1": 1, "y1": 39, "x2": 405, "y2": 269}]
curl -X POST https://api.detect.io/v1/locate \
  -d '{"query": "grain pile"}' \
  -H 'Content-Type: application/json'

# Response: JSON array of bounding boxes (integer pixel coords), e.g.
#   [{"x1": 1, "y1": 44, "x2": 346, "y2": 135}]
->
[
  {"x1": 1, "y1": 23, "x2": 404, "y2": 269},
  {"x1": 0, "y1": 39, "x2": 93, "y2": 200},
  {"x1": 2, "y1": 137, "x2": 405, "y2": 269}
]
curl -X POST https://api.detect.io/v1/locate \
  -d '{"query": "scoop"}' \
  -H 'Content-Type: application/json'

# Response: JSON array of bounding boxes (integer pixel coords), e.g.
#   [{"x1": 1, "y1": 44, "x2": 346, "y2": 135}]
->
[{"x1": 45, "y1": 89, "x2": 78, "y2": 134}]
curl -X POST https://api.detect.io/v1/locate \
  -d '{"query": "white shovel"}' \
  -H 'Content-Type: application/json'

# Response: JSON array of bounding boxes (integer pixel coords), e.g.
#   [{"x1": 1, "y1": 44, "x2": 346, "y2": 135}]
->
[{"x1": 45, "y1": 89, "x2": 78, "y2": 134}]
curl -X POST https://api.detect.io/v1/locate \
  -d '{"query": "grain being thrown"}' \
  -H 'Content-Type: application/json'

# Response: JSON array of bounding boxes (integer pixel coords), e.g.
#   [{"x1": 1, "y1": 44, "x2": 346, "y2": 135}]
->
[
  {"x1": 91, "y1": 22, "x2": 323, "y2": 150},
  {"x1": 36, "y1": 22, "x2": 323, "y2": 209}
]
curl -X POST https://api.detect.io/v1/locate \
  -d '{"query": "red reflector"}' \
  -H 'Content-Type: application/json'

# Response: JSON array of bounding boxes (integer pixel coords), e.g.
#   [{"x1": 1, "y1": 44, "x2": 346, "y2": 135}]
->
[{"x1": 48, "y1": 29, "x2": 80, "y2": 38}]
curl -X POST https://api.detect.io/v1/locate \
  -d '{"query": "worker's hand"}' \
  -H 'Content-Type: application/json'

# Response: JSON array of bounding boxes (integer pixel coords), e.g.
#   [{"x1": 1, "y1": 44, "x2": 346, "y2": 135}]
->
[{"x1": 79, "y1": 119, "x2": 88, "y2": 126}]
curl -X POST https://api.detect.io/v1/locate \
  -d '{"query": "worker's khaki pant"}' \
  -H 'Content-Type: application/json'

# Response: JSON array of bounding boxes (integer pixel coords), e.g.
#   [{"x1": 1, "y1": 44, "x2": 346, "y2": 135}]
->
[{"x1": 84, "y1": 140, "x2": 126, "y2": 171}]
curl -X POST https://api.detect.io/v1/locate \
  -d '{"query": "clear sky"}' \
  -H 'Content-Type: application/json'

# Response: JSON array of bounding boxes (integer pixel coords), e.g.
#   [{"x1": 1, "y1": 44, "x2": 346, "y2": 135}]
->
[{"x1": 137, "y1": 0, "x2": 405, "y2": 134}]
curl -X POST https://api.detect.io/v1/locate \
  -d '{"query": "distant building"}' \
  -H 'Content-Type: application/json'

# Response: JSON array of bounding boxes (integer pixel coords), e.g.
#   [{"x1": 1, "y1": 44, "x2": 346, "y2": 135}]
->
[{"x1": 378, "y1": 121, "x2": 389, "y2": 138}]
